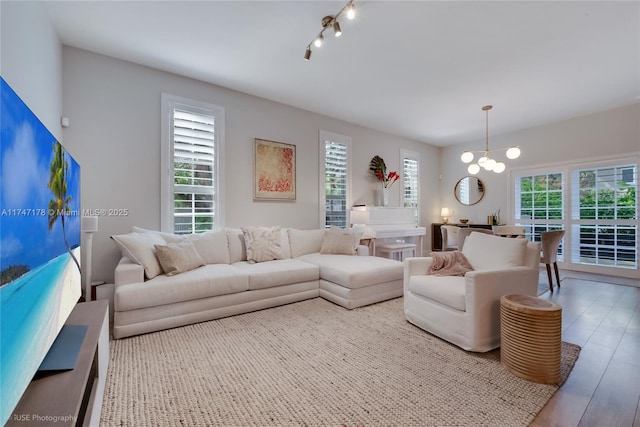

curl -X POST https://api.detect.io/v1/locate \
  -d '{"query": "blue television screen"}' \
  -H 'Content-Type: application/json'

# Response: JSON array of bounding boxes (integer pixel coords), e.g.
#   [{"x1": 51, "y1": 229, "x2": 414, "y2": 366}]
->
[{"x1": 0, "y1": 77, "x2": 81, "y2": 424}]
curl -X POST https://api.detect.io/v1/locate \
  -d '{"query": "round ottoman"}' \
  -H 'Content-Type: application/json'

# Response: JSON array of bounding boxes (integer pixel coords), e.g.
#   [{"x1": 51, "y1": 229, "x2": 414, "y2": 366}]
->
[{"x1": 500, "y1": 294, "x2": 562, "y2": 384}]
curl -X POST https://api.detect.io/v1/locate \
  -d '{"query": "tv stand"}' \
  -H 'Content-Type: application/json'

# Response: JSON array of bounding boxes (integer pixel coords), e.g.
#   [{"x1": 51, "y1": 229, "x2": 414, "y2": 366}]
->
[{"x1": 8, "y1": 300, "x2": 109, "y2": 427}]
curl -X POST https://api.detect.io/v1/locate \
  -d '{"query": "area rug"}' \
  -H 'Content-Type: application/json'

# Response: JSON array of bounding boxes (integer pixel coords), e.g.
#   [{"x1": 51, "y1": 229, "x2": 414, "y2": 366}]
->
[{"x1": 100, "y1": 298, "x2": 580, "y2": 427}]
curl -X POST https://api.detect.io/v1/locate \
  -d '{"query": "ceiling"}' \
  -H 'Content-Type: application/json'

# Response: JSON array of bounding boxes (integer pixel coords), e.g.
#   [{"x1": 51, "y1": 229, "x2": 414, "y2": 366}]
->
[{"x1": 43, "y1": 1, "x2": 639, "y2": 147}]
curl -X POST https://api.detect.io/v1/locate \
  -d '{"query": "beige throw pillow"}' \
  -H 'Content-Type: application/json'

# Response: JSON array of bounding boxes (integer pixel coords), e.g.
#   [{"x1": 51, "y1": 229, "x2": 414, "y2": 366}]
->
[
  {"x1": 111, "y1": 232, "x2": 167, "y2": 279},
  {"x1": 154, "y1": 242, "x2": 205, "y2": 276},
  {"x1": 320, "y1": 226, "x2": 361, "y2": 255},
  {"x1": 242, "y1": 226, "x2": 282, "y2": 264}
]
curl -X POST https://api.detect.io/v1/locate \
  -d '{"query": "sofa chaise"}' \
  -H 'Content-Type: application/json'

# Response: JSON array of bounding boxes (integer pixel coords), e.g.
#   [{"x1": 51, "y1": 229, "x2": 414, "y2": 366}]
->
[{"x1": 112, "y1": 226, "x2": 404, "y2": 339}]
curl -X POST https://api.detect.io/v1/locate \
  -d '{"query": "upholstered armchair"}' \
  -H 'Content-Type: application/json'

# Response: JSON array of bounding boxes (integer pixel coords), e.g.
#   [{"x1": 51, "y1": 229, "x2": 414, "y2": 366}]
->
[
  {"x1": 404, "y1": 232, "x2": 541, "y2": 352},
  {"x1": 440, "y1": 225, "x2": 461, "y2": 251}
]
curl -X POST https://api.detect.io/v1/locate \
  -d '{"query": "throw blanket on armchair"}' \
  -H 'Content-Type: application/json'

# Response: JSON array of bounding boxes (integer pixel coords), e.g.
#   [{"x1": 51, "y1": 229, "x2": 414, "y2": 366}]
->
[{"x1": 428, "y1": 251, "x2": 474, "y2": 276}]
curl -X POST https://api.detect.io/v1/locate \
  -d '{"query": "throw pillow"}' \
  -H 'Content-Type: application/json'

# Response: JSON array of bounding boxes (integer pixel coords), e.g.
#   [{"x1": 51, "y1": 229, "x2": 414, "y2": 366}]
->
[
  {"x1": 184, "y1": 230, "x2": 230, "y2": 265},
  {"x1": 242, "y1": 226, "x2": 282, "y2": 264},
  {"x1": 111, "y1": 232, "x2": 167, "y2": 279},
  {"x1": 130, "y1": 226, "x2": 184, "y2": 243},
  {"x1": 320, "y1": 226, "x2": 362, "y2": 255},
  {"x1": 154, "y1": 242, "x2": 206, "y2": 276}
]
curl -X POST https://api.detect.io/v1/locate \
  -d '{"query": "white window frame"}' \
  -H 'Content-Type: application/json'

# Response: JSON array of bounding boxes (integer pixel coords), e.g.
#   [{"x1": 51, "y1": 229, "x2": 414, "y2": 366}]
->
[
  {"x1": 318, "y1": 130, "x2": 352, "y2": 228},
  {"x1": 510, "y1": 155, "x2": 639, "y2": 278},
  {"x1": 161, "y1": 93, "x2": 225, "y2": 233},
  {"x1": 401, "y1": 149, "x2": 420, "y2": 225}
]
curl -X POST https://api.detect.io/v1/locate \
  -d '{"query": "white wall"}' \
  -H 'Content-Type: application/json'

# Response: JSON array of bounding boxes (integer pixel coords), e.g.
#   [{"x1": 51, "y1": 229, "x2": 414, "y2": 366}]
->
[
  {"x1": 0, "y1": 1, "x2": 62, "y2": 139},
  {"x1": 440, "y1": 103, "x2": 640, "y2": 225},
  {"x1": 62, "y1": 47, "x2": 440, "y2": 282}
]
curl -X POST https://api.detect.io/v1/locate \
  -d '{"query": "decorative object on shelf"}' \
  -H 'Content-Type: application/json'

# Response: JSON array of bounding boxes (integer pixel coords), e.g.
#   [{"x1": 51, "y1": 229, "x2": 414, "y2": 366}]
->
[
  {"x1": 304, "y1": 0, "x2": 356, "y2": 61},
  {"x1": 460, "y1": 105, "x2": 521, "y2": 175},
  {"x1": 459, "y1": 219, "x2": 469, "y2": 224},
  {"x1": 369, "y1": 155, "x2": 400, "y2": 207},
  {"x1": 440, "y1": 208, "x2": 451, "y2": 224},
  {"x1": 254, "y1": 139, "x2": 296, "y2": 201},
  {"x1": 454, "y1": 176, "x2": 486, "y2": 206}
]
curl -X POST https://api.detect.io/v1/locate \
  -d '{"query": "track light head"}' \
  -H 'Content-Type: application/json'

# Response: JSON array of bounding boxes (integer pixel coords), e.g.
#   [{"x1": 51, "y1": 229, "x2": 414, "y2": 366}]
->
[
  {"x1": 333, "y1": 21, "x2": 342, "y2": 37},
  {"x1": 304, "y1": 47, "x2": 312, "y2": 61},
  {"x1": 346, "y1": 2, "x2": 356, "y2": 19},
  {"x1": 314, "y1": 33, "x2": 324, "y2": 47}
]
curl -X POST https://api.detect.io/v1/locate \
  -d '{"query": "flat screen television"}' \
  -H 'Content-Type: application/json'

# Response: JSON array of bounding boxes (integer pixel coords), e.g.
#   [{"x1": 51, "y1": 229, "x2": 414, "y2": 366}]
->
[{"x1": 0, "y1": 77, "x2": 81, "y2": 424}]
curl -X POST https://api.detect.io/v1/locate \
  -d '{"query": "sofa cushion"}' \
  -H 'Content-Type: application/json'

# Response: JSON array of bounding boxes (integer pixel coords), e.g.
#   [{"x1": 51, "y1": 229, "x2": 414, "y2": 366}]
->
[
  {"x1": 242, "y1": 226, "x2": 282, "y2": 263},
  {"x1": 408, "y1": 275, "x2": 466, "y2": 311},
  {"x1": 226, "y1": 228, "x2": 248, "y2": 263},
  {"x1": 231, "y1": 259, "x2": 319, "y2": 290},
  {"x1": 115, "y1": 264, "x2": 249, "y2": 311},
  {"x1": 155, "y1": 242, "x2": 206, "y2": 276},
  {"x1": 183, "y1": 230, "x2": 230, "y2": 265},
  {"x1": 111, "y1": 232, "x2": 166, "y2": 280},
  {"x1": 461, "y1": 232, "x2": 527, "y2": 271},
  {"x1": 298, "y1": 253, "x2": 402, "y2": 289},
  {"x1": 288, "y1": 229, "x2": 326, "y2": 257}
]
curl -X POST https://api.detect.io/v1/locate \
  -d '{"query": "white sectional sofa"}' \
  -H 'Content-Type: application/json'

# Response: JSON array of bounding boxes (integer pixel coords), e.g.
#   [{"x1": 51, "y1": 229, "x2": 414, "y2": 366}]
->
[{"x1": 112, "y1": 226, "x2": 403, "y2": 339}]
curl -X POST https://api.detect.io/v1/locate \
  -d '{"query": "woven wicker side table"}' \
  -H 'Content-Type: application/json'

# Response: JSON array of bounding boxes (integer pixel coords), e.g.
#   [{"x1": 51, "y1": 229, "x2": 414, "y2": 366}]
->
[{"x1": 500, "y1": 294, "x2": 562, "y2": 384}]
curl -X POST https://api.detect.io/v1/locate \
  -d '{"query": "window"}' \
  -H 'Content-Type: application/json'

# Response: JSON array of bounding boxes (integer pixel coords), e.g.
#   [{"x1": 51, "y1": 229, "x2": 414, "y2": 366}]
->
[
  {"x1": 319, "y1": 131, "x2": 351, "y2": 228},
  {"x1": 514, "y1": 172, "x2": 565, "y2": 259},
  {"x1": 161, "y1": 94, "x2": 225, "y2": 234},
  {"x1": 513, "y1": 159, "x2": 638, "y2": 274},
  {"x1": 571, "y1": 164, "x2": 637, "y2": 268},
  {"x1": 401, "y1": 149, "x2": 420, "y2": 224}
]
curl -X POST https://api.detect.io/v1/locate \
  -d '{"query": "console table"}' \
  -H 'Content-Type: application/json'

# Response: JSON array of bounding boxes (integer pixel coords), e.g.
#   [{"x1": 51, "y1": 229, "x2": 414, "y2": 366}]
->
[
  {"x1": 8, "y1": 300, "x2": 109, "y2": 427},
  {"x1": 431, "y1": 223, "x2": 493, "y2": 251}
]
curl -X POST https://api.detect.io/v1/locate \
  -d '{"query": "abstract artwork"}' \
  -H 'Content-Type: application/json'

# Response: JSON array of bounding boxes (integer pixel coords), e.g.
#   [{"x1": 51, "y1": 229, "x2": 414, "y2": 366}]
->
[{"x1": 254, "y1": 139, "x2": 296, "y2": 201}]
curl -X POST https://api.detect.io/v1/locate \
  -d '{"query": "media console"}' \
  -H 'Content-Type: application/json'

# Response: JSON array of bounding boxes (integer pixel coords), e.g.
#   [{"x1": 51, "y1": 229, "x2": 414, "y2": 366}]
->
[{"x1": 8, "y1": 300, "x2": 109, "y2": 427}]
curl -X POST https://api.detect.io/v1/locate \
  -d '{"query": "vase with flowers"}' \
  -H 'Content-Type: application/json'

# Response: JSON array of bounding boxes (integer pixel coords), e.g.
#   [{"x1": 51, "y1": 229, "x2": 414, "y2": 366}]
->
[{"x1": 369, "y1": 155, "x2": 400, "y2": 206}]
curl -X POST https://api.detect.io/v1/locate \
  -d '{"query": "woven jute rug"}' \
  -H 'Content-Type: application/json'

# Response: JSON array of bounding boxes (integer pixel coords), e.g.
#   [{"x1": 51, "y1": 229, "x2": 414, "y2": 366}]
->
[{"x1": 101, "y1": 297, "x2": 580, "y2": 426}]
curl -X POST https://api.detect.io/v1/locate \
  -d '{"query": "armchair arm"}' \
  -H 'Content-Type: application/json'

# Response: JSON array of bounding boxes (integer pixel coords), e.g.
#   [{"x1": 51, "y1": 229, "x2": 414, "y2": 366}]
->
[
  {"x1": 403, "y1": 257, "x2": 434, "y2": 292},
  {"x1": 465, "y1": 266, "x2": 539, "y2": 341},
  {"x1": 114, "y1": 257, "x2": 144, "y2": 286}
]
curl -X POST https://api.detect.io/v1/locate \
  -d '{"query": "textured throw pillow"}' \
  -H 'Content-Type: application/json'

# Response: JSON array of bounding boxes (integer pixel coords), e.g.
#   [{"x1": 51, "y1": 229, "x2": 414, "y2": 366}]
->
[
  {"x1": 320, "y1": 226, "x2": 361, "y2": 255},
  {"x1": 111, "y1": 232, "x2": 167, "y2": 279},
  {"x1": 242, "y1": 226, "x2": 282, "y2": 264},
  {"x1": 154, "y1": 242, "x2": 206, "y2": 276}
]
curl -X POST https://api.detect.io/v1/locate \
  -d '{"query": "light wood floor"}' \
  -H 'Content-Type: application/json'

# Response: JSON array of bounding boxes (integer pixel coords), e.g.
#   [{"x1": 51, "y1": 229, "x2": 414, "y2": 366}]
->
[{"x1": 531, "y1": 270, "x2": 640, "y2": 427}]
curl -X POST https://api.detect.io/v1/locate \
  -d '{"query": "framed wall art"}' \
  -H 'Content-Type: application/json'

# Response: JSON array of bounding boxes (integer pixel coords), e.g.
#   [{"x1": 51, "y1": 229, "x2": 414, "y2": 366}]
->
[{"x1": 254, "y1": 138, "x2": 296, "y2": 201}]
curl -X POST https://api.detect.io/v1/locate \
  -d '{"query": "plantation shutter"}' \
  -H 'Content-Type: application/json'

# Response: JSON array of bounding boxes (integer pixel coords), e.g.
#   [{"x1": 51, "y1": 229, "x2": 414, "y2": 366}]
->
[
  {"x1": 570, "y1": 164, "x2": 637, "y2": 268},
  {"x1": 403, "y1": 157, "x2": 419, "y2": 223},
  {"x1": 325, "y1": 140, "x2": 348, "y2": 227},
  {"x1": 172, "y1": 109, "x2": 216, "y2": 234}
]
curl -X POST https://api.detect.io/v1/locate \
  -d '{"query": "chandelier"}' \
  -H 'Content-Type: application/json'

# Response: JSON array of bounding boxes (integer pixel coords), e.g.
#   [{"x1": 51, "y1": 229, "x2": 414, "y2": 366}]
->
[
  {"x1": 304, "y1": 0, "x2": 356, "y2": 61},
  {"x1": 460, "y1": 105, "x2": 520, "y2": 174}
]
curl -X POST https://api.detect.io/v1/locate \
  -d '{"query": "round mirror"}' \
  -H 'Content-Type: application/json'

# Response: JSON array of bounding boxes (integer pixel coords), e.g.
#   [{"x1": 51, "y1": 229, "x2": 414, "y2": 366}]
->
[{"x1": 454, "y1": 176, "x2": 486, "y2": 206}]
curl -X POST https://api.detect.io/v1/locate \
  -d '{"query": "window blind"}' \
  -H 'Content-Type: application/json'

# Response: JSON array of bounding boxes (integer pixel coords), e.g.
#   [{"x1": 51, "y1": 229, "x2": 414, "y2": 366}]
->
[
  {"x1": 403, "y1": 156, "x2": 419, "y2": 224},
  {"x1": 172, "y1": 109, "x2": 216, "y2": 234},
  {"x1": 324, "y1": 140, "x2": 348, "y2": 228}
]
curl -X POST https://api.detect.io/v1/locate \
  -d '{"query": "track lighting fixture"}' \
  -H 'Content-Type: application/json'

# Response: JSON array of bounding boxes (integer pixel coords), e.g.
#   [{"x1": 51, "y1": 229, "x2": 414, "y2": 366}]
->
[
  {"x1": 303, "y1": 0, "x2": 355, "y2": 61},
  {"x1": 460, "y1": 105, "x2": 521, "y2": 175}
]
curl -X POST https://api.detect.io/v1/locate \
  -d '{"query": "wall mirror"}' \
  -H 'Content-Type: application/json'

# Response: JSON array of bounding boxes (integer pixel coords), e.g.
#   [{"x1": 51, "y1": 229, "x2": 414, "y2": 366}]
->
[{"x1": 454, "y1": 176, "x2": 485, "y2": 206}]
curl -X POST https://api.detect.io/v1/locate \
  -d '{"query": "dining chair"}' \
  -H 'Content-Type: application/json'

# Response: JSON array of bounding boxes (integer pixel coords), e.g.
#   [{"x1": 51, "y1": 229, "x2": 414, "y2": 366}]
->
[
  {"x1": 495, "y1": 225, "x2": 525, "y2": 238},
  {"x1": 540, "y1": 230, "x2": 565, "y2": 292},
  {"x1": 440, "y1": 225, "x2": 461, "y2": 251}
]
